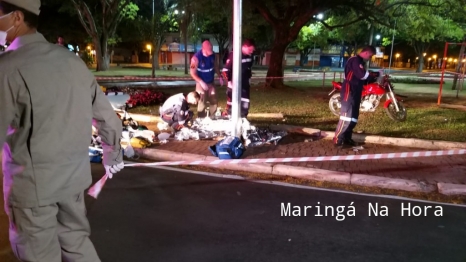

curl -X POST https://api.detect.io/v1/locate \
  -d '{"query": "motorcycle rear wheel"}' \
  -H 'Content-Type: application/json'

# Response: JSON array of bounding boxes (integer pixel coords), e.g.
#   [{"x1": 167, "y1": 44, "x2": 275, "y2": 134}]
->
[
  {"x1": 385, "y1": 101, "x2": 407, "y2": 122},
  {"x1": 329, "y1": 93, "x2": 341, "y2": 116}
]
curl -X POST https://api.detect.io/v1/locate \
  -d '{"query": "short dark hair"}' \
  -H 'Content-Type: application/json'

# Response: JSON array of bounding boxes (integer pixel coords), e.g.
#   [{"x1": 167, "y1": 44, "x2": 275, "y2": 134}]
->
[
  {"x1": 243, "y1": 38, "x2": 255, "y2": 47},
  {"x1": 0, "y1": 2, "x2": 39, "y2": 28},
  {"x1": 361, "y1": 45, "x2": 376, "y2": 54}
]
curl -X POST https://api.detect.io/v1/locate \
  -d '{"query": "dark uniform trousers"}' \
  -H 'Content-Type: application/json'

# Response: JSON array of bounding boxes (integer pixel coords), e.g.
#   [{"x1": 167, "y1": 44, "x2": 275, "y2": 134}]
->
[
  {"x1": 6, "y1": 192, "x2": 100, "y2": 262},
  {"x1": 226, "y1": 84, "x2": 250, "y2": 118},
  {"x1": 334, "y1": 80, "x2": 363, "y2": 143}
]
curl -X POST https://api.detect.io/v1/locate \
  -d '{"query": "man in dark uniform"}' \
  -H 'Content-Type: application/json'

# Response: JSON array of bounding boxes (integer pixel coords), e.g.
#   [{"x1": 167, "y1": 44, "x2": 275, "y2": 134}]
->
[
  {"x1": 334, "y1": 45, "x2": 376, "y2": 148},
  {"x1": 222, "y1": 39, "x2": 255, "y2": 118}
]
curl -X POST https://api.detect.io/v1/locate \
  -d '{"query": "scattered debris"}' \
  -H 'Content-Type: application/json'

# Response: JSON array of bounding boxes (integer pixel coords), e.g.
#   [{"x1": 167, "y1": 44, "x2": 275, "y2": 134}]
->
[
  {"x1": 245, "y1": 128, "x2": 287, "y2": 147},
  {"x1": 352, "y1": 146, "x2": 364, "y2": 152},
  {"x1": 157, "y1": 122, "x2": 170, "y2": 131}
]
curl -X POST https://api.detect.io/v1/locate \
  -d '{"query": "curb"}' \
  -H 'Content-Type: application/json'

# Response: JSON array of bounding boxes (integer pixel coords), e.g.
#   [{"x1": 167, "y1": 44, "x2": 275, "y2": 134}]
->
[
  {"x1": 134, "y1": 148, "x2": 463, "y2": 195},
  {"x1": 437, "y1": 183, "x2": 466, "y2": 196},
  {"x1": 125, "y1": 112, "x2": 284, "y2": 123},
  {"x1": 319, "y1": 131, "x2": 466, "y2": 150}
]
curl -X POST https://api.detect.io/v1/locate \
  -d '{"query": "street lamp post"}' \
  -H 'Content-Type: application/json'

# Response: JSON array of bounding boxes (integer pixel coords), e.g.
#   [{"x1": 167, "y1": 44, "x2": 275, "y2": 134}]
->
[
  {"x1": 231, "y1": 0, "x2": 242, "y2": 136},
  {"x1": 312, "y1": 13, "x2": 323, "y2": 70},
  {"x1": 388, "y1": 19, "x2": 397, "y2": 73},
  {"x1": 395, "y1": 53, "x2": 400, "y2": 67}
]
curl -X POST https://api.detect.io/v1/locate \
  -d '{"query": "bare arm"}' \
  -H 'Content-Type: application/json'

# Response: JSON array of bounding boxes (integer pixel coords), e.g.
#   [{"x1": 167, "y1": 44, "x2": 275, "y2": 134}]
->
[{"x1": 189, "y1": 56, "x2": 203, "y2": 83}]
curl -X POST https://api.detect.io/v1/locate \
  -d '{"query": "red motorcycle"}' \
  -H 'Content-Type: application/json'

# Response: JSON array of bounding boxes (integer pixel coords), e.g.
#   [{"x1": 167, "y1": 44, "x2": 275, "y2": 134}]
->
[{"x1": 328, "y1": 73, "x2": 407, "y2": 122}]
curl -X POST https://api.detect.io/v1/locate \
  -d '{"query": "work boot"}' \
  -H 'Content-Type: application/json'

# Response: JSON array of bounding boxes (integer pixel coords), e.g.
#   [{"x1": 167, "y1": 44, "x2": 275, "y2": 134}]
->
[
  {"x1": 344, "y1": 139, "x2": 359, "y2": 147},
  {"x1": 334, "y1": 142, "x2": 352, "y2": 149},
  {"x1": 333, "y1": 138, "x2": 351, "y2": 149}
]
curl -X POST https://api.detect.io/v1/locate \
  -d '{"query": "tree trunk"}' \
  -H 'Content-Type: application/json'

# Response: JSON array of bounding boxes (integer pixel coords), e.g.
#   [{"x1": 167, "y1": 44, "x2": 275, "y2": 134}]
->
[
  {"x1": 184, "y1": 29, "x2": 189, "y2": 75},
  {"x1": 299, "y1": 49, "x2": 311, "y2": 67},
  {"x1": 266, "y1": 39, "x2": 288, "y2": 88},
  {"x1": 416, "y1": 55, "x2": 424, "y2": 73},
  {"x1": 153, "y1": 49, "x2": 160, "y2": 70},
  {"x1": 452, "y1": 35, "x2": 466, "y2": 90},
  {"x1": 95, "y1": 34, "x2": 110, "y2": 71}
]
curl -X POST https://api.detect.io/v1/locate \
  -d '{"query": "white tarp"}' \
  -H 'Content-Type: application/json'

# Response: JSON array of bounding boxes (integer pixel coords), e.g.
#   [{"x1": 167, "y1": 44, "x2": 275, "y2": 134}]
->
[{"x1": 105, "y1": 92, "x2": 131, "y2": 110}]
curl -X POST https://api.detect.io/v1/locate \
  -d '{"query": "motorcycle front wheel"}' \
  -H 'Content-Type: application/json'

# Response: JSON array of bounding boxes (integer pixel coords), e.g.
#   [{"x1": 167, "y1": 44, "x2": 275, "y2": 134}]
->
[
  {"x1": 385, "y1": 101, "x2": 407, "y2": 122},
  {"x1": 329, "y1": 93, "x2": 341, "y2": 116}
]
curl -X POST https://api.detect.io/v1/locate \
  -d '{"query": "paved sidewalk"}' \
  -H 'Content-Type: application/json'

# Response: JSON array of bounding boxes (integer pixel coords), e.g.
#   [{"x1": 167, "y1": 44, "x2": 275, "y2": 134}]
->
[{"x1": 151, "y1": 134, "x2": 466, "y2": 185}]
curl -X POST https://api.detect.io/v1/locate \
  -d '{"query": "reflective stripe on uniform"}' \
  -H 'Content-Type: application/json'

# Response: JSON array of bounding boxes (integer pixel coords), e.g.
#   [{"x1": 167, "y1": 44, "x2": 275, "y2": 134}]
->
[
  {"x1": 197, "y1": 68, "x2": 213, "y2": 73},
  {"x1": 361, "y1": 70, "x2": 369, "y2": 80},
  {"x1": 339, "y1": 116, "x2": 358, "y2": 123}
]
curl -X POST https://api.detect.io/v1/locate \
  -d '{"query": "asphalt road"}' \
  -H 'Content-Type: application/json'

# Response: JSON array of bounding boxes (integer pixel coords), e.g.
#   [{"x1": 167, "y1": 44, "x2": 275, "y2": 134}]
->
[{"x1": 1, "y1": 165, "x2": 466, "y2": 262}]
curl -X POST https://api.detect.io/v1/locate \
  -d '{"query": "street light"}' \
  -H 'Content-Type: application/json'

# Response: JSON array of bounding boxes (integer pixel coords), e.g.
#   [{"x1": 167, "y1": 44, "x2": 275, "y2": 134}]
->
[
  {"x1": 312, "y1": 13, "x2": 324, "y2": 70},
  {"x1": 375, "y1": 34, "x2": 381, "y2": 40},
  {"x1": 146, "y1": 44, "x2": 152, "y2": 61},
  {"x1": 395, "y1": 53, "x2": 400, "y2": 67}
]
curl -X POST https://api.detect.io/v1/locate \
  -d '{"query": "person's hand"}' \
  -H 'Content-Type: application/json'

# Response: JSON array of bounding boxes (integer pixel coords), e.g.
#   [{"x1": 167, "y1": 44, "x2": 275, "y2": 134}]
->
[
  {"x1": 104, "y1": 162, "x2": 124, "y2": 179},
  {"x1": 173, "y1": 123, "x2": 184, "y2": 131},
  {"x1": 219, "y1": 77, "x2": 224, "y2": 86},
  {"x1": 102, "y1": 144, "x2": 124, "y2": 179},
  {"x1": 199, "y1": 81, "x2": 208, "y2": 91}
]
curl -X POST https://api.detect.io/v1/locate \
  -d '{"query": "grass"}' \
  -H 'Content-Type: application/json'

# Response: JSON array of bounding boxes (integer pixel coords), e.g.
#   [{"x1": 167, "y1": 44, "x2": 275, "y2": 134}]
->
[{"x1": 127, "y1": 80, "x2": 466, "y2": 142}]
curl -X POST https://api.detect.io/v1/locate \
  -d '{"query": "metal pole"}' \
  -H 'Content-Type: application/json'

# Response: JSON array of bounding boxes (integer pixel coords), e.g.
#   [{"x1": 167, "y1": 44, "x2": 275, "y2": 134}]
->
[
  {"x1": 231, "y1": 0, "x2": 242, "y2": 136},
  {"x1": 367, "y1": 24, "x2": 374, "y2": 69},
  {"x1": 388, "y1": 19, "x2": 397, "y2": 73},
  {"x1": 152, "y1": 0, "x2": 154, "y2": 17},
  {"x1": 312, "y1": 42, "x2": 315, "y2": 70},
  {"x1": 438, "y1": 42, "x2": 449, "y2": 105}
]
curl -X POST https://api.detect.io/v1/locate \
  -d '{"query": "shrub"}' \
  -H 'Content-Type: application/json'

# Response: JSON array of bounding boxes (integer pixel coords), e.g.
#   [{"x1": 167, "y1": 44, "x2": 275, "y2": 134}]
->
[
  {"x1": 125, "y1": 88, "x2": 169, "y2": 108},
  {"x1": 390, "y1": 77, "x2": 445, "y2": 84}
]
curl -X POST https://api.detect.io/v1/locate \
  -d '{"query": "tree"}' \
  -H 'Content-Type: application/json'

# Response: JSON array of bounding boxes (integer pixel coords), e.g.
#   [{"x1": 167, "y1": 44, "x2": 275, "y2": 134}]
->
[
  {"x1": 249, "y1": 0, "x2": 440, "y2": 88},
  {"x1": 196, "y1": 0, "x2": 233, "y2": 60},
  {"x1": 39, "y1": 1, "x2": 88, "y2": 46},
  {"x1": 292, "y1": 23, "x2": 329, "y2": 66},
  {"x1": 327, "y1": 15, "x2": 371, "y2": 57},
  {"x1": 386, "y1": 2, "x2": 464, "y2": 73},
  {"x1": 68, "y1": 0, "x2": 138, "y2": 71},
  {"x1": 446, "y1": 0, "x2": 466, "y2": 89},
  {"x1": 202, "y1": 16, "x2": 230, "y2": 65}
]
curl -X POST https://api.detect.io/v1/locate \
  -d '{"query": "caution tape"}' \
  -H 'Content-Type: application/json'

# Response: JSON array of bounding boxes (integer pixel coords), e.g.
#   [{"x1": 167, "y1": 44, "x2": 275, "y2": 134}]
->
[
  {"x1": 87, "y1": 149, "x2": 466, "y2": 199},
  {"x1": 94, "y1": 74, "x2": 329, "y2": 82},
  {"x1": 124, "y1": 149, "x2": 466, "y2": 166}
]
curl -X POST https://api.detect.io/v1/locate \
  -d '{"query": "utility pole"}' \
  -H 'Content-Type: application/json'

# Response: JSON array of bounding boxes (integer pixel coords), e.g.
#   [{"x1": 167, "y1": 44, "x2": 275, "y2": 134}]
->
[
  {"x1": 388, "y1": 19, "x2": 397, "y2": 74},
  {"x1": 366, "y1": 24, "x2": 374, "y2": 68},
  {"x1": 231, "y1": 0, "x2": 242, "y2": 136}
]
